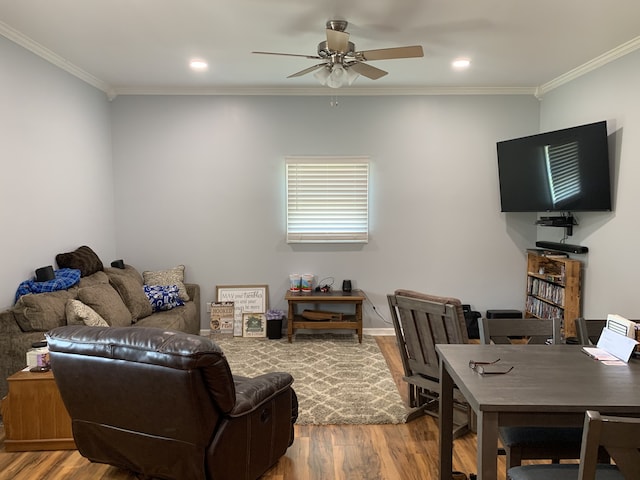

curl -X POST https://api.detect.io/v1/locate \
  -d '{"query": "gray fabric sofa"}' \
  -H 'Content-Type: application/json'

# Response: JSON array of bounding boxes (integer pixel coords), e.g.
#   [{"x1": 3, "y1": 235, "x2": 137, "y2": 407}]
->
[{"x1": 0, "y1": 264, "x2": 200, "y2": 401}]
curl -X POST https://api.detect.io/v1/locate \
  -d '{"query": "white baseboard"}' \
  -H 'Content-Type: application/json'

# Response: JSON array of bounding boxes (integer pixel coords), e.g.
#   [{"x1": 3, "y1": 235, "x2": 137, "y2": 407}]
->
[
  {"x1": 363, "y1": 327, "x2": 395, "y2": 336},
  {"x1": 200, "y1": 327, "x2": 396, "y2": 337}
]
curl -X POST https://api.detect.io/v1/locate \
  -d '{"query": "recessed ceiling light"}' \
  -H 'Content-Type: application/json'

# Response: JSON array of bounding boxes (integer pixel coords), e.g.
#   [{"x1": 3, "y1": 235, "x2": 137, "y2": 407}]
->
[
  {"x1": 189, "y1": 60, "x2": 209, "y2": 71},
  {"x1": 452, "y1": 58, "x2": 471, "y2": 70}
]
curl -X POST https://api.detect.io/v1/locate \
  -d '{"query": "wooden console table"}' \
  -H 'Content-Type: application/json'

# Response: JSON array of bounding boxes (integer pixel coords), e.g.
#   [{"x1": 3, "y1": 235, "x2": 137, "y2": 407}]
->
[
  {"x1": 285, "y1": 289, "x2": 365, "y2": 343},
  {"x1": 1, "y1": 369, "x2": 75, "y2": 451}
]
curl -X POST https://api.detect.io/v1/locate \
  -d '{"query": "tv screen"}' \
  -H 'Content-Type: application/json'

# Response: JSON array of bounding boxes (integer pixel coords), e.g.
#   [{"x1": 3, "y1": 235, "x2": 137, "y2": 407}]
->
[{"x1": 497, "y1": 121, "x2": 612, "y2": 212}]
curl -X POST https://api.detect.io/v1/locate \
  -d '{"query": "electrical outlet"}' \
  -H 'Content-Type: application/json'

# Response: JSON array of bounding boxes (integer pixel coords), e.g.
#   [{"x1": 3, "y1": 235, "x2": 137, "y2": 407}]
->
[{"x1": 206, "y1": 302, "x2": 213, "y2": 313}]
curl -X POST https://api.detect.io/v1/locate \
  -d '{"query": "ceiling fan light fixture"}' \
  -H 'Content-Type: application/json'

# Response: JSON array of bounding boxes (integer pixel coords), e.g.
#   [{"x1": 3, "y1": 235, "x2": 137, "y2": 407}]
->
[
  {"x1": 346, "y1": 66, "x2": 359, "y2": 85},
  {"x1": 326, "y1": 63, "x2": 346, "y2": 88},
  {"x1": 313, "y1": 65, "x2": 331, "y2": 85}
]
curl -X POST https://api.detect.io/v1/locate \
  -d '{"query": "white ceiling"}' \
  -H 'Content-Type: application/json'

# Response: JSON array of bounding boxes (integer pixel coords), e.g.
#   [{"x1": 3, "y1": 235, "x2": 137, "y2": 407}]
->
[{"x1": 1, "y1": 0, "x2": 640, "y2": 97}]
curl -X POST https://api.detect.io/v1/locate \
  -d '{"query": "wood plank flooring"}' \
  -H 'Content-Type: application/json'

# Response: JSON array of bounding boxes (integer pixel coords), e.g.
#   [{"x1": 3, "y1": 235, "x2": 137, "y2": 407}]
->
[{"x1": 0, "y1": 336, "x2": 502, "y2": 480}]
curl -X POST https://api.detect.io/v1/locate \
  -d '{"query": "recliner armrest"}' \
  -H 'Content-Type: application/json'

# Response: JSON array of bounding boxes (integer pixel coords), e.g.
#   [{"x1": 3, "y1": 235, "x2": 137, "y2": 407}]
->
[{"x1": 229, "y1": 372, "x2": 294, "y2": 417}]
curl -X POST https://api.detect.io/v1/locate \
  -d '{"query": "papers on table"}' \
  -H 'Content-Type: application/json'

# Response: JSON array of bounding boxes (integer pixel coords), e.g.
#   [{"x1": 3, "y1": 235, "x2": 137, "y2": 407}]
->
[
  {"x1": 582, "y1": 324, "x2": 639, "y2": 364},
  {"x1": 606, "y1": 313, "x2": 637, "y2": 338}
]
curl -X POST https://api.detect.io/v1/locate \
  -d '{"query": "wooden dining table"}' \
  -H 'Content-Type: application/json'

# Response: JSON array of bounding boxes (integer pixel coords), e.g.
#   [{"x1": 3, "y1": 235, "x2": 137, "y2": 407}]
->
[{"x1": 436, "y1": 344, "x2": 640, "y2": 480}]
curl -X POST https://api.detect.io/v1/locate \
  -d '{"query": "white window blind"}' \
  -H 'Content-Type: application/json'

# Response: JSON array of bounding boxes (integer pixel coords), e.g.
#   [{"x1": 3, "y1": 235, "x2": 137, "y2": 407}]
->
[{"x1": 286, "y1": 156, "x2": 369, "y2": 243}]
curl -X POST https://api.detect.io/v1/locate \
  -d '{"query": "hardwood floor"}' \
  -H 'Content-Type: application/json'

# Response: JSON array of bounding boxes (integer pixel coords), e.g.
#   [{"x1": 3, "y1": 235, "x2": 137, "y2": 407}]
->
[{"x1": 0, "y1": 337, "x2": 502, "y2": 480}]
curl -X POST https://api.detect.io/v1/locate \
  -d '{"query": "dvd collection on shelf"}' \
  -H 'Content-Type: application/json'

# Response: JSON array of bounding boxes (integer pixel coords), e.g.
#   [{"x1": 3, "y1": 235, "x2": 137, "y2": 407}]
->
[
  {"x1": 527, "y1": 276, "x2": 566, "y2": 305},
  {"x1": 526, "y1": 296, "x2": 564, "y2": 320}
]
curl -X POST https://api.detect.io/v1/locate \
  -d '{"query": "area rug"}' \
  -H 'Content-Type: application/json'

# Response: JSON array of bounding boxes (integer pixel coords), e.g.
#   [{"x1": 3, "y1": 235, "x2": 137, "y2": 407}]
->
[{"x1": 214, "y1": 334, "x2": 407, "y2": 425}]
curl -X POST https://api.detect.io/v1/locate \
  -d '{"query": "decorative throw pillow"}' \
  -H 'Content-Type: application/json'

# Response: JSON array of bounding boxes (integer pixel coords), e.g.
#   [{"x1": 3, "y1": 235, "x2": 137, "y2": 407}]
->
[
  {"x1": 142, "y1": 265, "x2": 189, "y2": 301},
  {"x1": 13, "y1": 289, "x2": 77, "y2": 332},
  {"x1": 65, "y1": 299, "x2": 109, "y2": 327},
  {"x1": 77, "y1": 270, "x2": 110, "y2": 288},
  {"x1": 104, "y1": 264, "x2": 144, "y2": 286},
  {"x1": 56, "y1": 245, "x2": 104, "y2": 277},
  {"x1": 77, "y1": 283, "x2": 132, "y2": 327},
  {"x1": 106, "y1": 270, "x2": 152, "y2": 321},
  {"x1": 144, "y1": 285, "x2": 185, "y2": 312}
]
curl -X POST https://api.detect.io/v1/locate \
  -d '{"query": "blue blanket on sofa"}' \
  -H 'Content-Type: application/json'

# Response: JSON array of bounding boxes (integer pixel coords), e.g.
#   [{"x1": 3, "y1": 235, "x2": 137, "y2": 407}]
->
[{"x1": 15, "y1": 268, "x2": 81, "y2": 303}]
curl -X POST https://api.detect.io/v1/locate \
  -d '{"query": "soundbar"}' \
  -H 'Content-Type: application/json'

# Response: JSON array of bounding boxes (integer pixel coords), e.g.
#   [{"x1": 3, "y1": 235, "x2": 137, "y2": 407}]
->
[{"x1": 535, "y1": 241, "x2": 588, "y2": 254}]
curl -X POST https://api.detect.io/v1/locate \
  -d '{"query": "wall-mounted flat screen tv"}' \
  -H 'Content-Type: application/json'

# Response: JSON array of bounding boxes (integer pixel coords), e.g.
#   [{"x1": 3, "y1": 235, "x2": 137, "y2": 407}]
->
[{"x1": 497, "y1": 121, "x2": 612, "y2": 212}]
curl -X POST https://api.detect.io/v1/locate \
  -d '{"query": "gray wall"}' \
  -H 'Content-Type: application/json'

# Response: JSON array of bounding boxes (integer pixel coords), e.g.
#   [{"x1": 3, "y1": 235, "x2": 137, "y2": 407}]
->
[
  {"x1": 4, "y1": 31, "x2": 638, "y2": 331},
  {"x1": 110, "y1": 94, "x2": 539, "y2": 328},
  {"x1": 0, "y1": 36, "x2": 116, "y2": 308},
  {"x1": 539, "y1": 49, "x2": 640, "y2": 319}
]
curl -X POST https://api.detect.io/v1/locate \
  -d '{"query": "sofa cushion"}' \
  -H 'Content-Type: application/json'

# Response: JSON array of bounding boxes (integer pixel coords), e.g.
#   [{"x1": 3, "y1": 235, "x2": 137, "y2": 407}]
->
[
  {"x1": 66, "y1": 299, "x2": 109, "y2": 327},
  {"x1": 134, "y1": 311, "x2": 187, "y2": 331},
  {"x1": 142, "y1": 265, "x2": 189, "y2": 301},
  {"x1": 104, "y1": 264, "x2": 144, "y2": 286},
  {"x1": 77, "y1": 270, "x2": 110, "y2": 288},
  {"x1": 144, "y1": 285, "x2": 185, "y2": 312},
  {"x1": 77, "y1": 284, "x2": 132, "y2": 327},
  {"x1": 13, "y1": 289, "x2": 77, "y2": 332},
  {"x1": 107, "y1": 269, "x2": 152, "y2": 321},
  {"x1": 56, "y1": 245, "x2": 104, "y2": 277}
]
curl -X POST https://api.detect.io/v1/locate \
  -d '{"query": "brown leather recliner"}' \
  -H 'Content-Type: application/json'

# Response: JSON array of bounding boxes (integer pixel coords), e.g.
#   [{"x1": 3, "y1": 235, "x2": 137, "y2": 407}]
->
[{"x1": 46, "y1": 325, "x2": 297, "y2": 480}]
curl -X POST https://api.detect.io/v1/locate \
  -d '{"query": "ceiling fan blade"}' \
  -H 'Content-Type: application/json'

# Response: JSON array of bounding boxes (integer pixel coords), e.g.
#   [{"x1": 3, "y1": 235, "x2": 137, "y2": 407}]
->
[
  {"x1": 287, "y1": 63, "x2": 327, "y2": 78},
  {"x1": 357, "y1": 45, "x2": 424, "y2": 61},
  {"x1": 326, "y1": 29, "x2": 350, "y2": 53},
  {"x1": 252, "y1": 51, "x2": 321, "y2": 60},
  {"x1": 349, "y1": 62, "x2": 388, "y2": 80}
]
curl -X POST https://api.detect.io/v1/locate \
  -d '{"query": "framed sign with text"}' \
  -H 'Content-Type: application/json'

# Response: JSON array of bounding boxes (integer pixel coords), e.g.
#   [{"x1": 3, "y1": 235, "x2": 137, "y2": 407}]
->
[{"x1": 215, "y1": 285, "x2": 269, "y2": 337}]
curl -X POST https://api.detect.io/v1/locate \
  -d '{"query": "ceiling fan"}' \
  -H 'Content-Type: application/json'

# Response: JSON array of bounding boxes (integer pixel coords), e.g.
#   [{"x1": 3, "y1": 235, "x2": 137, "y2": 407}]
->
[{"x1": 252, "y1": 20, "x2": 424, "y2": 88}]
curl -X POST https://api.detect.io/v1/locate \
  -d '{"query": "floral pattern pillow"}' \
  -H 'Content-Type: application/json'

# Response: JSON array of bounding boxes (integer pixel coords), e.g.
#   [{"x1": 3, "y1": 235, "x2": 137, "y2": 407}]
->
[{"x1": 144, "y1": 284, "x2": 185, "y2": 311}]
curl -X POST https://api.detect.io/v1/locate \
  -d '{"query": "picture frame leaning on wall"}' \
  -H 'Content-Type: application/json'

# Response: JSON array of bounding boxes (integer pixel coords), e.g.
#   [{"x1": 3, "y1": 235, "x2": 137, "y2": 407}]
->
[{"x1": 215, "y1": 285, "x2": 269, "y2": 337}]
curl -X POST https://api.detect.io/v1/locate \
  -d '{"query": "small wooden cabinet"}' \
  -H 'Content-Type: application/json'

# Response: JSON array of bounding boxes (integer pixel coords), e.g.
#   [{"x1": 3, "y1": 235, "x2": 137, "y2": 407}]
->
[
  {"x1": 1, "y1": 370, "x2": 75, "y2": 451},
  {"x1": 525, "y1": 250, "x2": 582, "y2": 338},
  {"x1": 285, "y1": 289, "x2": 365, "y2": 343}
]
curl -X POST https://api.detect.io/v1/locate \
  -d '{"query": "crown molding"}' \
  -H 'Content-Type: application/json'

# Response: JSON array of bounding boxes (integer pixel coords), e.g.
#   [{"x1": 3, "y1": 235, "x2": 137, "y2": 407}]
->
[
  {"x1": 112, "y1": 85, "x2": 537, "y2": 97},
  {"x1": 3, "y1": 19, "x2": 638, "y2": 100},
  {"x1": 0, "y1": 21, "x2": 115, "y2": 98},
  {"x1": 537, "y1": 35, "x2": 640, "y2": 96}
]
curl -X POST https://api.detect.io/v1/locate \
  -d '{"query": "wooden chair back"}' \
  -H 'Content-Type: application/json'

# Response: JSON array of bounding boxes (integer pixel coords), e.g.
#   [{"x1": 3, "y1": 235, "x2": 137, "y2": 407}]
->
[
  {"x1": 575, "y1": 318, "x2": 607, "y2": 346},
  {"x1": 388, "y1": 291, "x2": 468, "y2": 382},
  {"x1": 387, "y1": 290, "x2": 472, "y2": 436},
  {"x1": 479, "y1": 317, "x2": 561, "y2": 345},
  {"x1": 580, "y1": 410, "x2": 640, "y2": 479}
]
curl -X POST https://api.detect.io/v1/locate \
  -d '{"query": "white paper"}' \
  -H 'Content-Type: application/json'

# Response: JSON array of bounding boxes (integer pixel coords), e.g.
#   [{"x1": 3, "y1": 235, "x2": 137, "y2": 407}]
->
[
  {"x1": 582, "y1": 346, "x2": 619, "y2": 362},
  {"x1": 596, "y1": 327, "x2": 638, "y2": 362}
]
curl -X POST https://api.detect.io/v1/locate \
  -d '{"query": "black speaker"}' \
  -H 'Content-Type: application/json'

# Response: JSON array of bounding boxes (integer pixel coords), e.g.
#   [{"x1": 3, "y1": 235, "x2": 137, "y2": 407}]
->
[
  {"x1": 342, "y1": 280, "x2": 352, "y2": 293},
  {"x1": 535, "y1": 241, "x2": 588, "y2": 254},
  {"x1": 35, "y1": 266, "x2": 55, "y2": 282}
]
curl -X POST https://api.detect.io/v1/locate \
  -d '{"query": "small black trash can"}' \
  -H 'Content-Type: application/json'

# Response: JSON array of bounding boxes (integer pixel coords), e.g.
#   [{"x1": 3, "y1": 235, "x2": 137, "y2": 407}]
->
[{"x1": 267, "y1": 318, "x2": 283, "y2": 339}]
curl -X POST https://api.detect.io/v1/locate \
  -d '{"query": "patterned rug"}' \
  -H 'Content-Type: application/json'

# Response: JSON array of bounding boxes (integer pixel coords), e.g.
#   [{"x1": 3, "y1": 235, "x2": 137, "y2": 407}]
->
[{"x1": 214, "y1": 334, "x2": 407, "y2": 425}]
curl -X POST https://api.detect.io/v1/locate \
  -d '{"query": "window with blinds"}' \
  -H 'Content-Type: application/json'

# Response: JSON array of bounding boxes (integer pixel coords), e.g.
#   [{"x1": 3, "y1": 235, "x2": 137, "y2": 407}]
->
[{"x1": 286, "y1": 156, "x2": 369, "y2": 243}]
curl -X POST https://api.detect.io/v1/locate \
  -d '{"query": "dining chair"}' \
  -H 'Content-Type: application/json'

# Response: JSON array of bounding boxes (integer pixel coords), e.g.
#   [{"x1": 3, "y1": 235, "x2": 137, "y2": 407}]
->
[
  {"x1": 387, "y1": 289, "x2": 473, "y2": 438},
  {"x1": 479, "y1": 317, "x2": 609, "y2": 473},
  {"x1": 479, "y1": 317, "x2": 561, "y2": 345},
  {"x1": 575, "y1": 318, "x2": 607, "y2": 346},
  {"x1": 508, "y1": 410, "x2": 639, "y2": 480}
]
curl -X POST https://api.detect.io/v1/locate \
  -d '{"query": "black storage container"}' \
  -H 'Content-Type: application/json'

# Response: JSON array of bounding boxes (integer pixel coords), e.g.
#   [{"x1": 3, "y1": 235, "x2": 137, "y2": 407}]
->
[{"x1": 486, "y1": 309, "x2": 523, "y2": 319}]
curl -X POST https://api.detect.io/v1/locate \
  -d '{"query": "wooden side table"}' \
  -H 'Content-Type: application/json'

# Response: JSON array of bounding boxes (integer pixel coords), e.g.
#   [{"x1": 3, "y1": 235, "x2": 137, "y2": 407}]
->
[
  {"x1": 285, "y1": 289, "x2": 365, "y2": 343},
  {"x1": 1, "y1": 369, "x2": 75, "y2": 451}
]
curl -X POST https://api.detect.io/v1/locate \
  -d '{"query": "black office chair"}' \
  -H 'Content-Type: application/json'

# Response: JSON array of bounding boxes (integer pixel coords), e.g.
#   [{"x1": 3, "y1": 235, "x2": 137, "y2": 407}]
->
[{"x1": 508, "y1": 410, "x2": 638, "y2": 480}]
